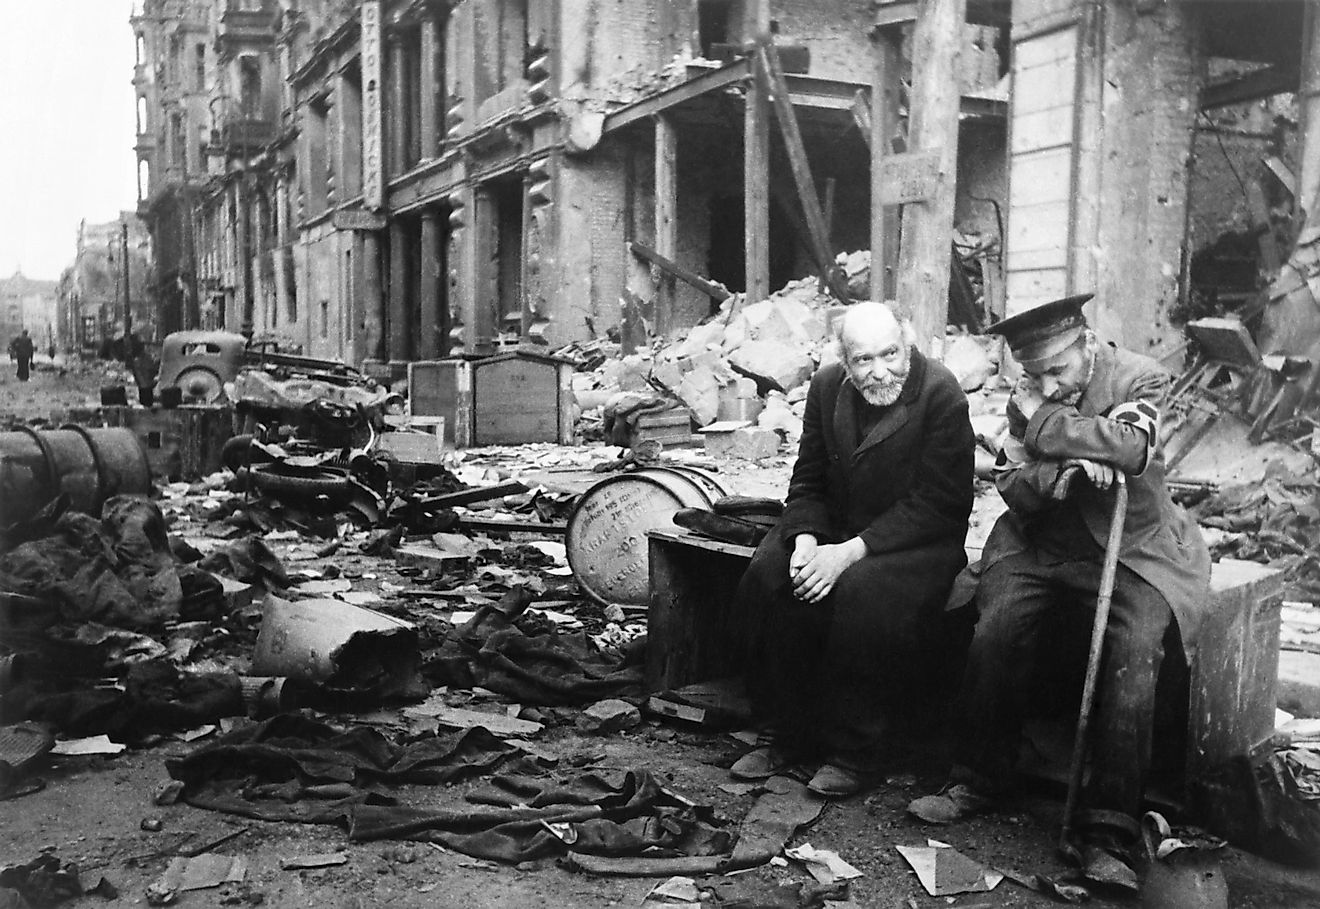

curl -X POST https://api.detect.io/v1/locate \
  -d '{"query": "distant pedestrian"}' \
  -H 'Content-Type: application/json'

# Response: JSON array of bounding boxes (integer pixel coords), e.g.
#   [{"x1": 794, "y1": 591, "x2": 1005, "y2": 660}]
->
[{"x1": 8, "y1": 329, "x2": 35, "y2": 381}]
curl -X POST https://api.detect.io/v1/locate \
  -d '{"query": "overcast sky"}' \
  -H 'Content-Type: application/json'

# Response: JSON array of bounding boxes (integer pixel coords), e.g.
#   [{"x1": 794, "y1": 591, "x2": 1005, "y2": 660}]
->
[{"x1": 0, "y1": 2, "x2": 139, "y2": 281}]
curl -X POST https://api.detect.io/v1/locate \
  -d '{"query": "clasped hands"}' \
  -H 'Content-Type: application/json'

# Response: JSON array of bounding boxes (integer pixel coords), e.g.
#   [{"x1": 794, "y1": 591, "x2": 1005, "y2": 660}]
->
[{"x1": 788, "y1": 534, "x2": 867, "y2": 605}]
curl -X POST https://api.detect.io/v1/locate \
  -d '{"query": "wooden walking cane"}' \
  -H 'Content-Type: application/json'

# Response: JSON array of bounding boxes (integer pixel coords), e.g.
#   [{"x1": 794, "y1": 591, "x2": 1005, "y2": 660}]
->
[{"x1": 1059, "y1": 471, "x2": 1129, "y2": 856}]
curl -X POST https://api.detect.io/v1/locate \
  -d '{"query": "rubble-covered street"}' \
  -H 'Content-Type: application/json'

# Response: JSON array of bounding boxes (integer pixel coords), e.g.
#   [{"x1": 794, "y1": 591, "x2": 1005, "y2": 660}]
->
[
  {"x1": 3, "y1": 322, "x2": 1320, "y2": 908},
  {"x1": 8, "y1": 0, "x2": 1320, "y2": 906}
]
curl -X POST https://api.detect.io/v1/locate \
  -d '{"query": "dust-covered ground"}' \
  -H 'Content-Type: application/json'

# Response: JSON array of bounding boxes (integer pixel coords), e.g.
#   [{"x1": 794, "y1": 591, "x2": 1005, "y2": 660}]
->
[{"x1": 3, "y1": 363, "x2": 1319, "y2": 909}]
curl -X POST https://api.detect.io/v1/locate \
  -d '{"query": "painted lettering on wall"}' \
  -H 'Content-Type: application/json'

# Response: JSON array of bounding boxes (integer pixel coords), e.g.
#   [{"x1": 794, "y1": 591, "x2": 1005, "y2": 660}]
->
[{"x1": 361, "y1": 0, "x2": 383, "y2": 210}]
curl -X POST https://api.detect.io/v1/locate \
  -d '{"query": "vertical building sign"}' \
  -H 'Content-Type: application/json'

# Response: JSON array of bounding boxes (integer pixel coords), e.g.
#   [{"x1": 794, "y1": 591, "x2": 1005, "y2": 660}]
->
[{"x1": 361, "y1": 0, "x2": 384, "y2": 210}]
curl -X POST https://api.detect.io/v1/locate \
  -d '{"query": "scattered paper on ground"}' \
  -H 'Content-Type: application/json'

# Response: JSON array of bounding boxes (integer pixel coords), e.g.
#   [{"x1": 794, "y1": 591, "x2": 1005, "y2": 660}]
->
[
  {"x1": 52, "y1": 736, "x2": 126, "y2": 756},
  {"x1": 895, "y1": 840, "x2": 1003, "y2": 896},
  {"x1": 784, "y1": 843, "x2": 863, "y2": 884}
]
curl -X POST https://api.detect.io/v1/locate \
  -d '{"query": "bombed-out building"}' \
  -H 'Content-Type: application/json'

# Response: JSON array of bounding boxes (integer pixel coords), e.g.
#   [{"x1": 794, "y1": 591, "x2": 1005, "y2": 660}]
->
[
  {"x1": 133, "y1": 0, "x2": 1009, "y2": 369},
  {"x1": 131, "y1": 0, "x2": 1320, "y2": 378},
  {"x1": 55, "y1": 215, "x2": 154, "y2": 355}
]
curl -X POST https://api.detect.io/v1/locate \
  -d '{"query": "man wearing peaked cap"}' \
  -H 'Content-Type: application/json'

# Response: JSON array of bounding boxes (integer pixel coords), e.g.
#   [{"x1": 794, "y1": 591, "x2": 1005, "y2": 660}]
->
[{"x1": 910, "y1": 293, "x2": 1210, "y2": 869}]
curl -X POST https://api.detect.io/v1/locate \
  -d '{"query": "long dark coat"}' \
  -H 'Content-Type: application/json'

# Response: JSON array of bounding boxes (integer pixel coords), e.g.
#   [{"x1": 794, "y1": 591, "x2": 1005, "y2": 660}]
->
[
  {"x1": 984, "y1": 343, "x2": 1210, "y2": 648},
  {"x1": 735, "y1": 350, "x2": 975, "y2": 758}
]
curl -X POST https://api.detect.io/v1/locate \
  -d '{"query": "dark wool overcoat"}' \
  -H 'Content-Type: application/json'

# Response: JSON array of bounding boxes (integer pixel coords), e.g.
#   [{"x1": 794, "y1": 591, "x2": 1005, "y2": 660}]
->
[
  {"x1": 737, "y1": 350, "x2": 975, "y2": 721},
  {"x1": 984, "y1": 343, "x2": 1211, "y2": 649}
]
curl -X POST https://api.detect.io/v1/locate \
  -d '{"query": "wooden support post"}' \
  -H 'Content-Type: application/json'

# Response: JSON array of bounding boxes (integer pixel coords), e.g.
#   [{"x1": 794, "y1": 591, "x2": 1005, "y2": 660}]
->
[
  {"x1": 870, "y1": 25, "x2": 903, "y2": 302},
  {"x1": 1299, "y1": 1, "x2": 1320, "y2": 223},
  {"x1": 818, "y1": 177, "x2": 836, "y2": 294},
  {"x1": 655, "y1": 114, "x2": 678, "y2": 337},
  {"x1": 388, "y1": 219, "x2": 408, "y2": 360},
  {"x1": 419, "y1": 14, "x2": 440, "y2": 160},
  {"x1": 420, "y1": 210, "x2": 443, "y2": 359},
  {"x1": 758, "y1": 44, "x2": 851, "y2": 302},
  {"x1": 895, "y1": 0, "x2": 966, "y2": 352},
  {"x1": 744, "y1": 52, "x2": 771, "y2": 303}
]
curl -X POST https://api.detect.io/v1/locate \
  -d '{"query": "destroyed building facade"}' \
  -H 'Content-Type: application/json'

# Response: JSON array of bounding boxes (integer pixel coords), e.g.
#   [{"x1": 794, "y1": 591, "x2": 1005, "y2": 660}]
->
[
  {"x1": 55, "y1": 215, "x2": 154, "y2": 355},
  {"x1": 131, "y1": 0, "x2": 1320, "y2": 373},
  {"x1": 132, "y1": 0, "x2": 1007, "y2": 369}
]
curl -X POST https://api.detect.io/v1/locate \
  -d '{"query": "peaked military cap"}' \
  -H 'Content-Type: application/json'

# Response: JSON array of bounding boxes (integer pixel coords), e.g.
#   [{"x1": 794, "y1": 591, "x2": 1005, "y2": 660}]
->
[{"x1": 985, "y1": 293, "x2": 1094, "y2": 369}]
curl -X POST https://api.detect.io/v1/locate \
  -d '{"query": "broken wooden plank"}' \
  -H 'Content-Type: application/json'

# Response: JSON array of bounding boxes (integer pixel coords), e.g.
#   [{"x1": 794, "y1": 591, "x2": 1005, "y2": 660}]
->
[
  {"x1": 416, "y1": 480, "x2": 529, "y2": 508},
  {"x1": 628, "y1": 241, "x2": 731, "y2": 302},
  {"x1": 655, "y1": 114, "x2": 679, "y2": 336},
  {"x1": 1245, "y1": 176, "x2": 1283, "y2": 276},
  {"x1": 455, "y1": 517, "x2": 568, "y2": 536},
  {"x1": 402, "y1": 702, "x2": 544, "y2": 738},
  {"x1": 871, "y1": 26, "x2": 902, "y2": 303},
  {"x1": 851, "y1": 88, "x2": 872, "y2": 145},
  {"x1": 1263, "y1": 155, "x2": 1297, "y2": 199}
]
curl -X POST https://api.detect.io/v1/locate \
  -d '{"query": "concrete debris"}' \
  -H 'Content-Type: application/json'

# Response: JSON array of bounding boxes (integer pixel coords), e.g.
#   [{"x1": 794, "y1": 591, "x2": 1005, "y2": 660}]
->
[
  {"x1": 703, "y1": 426, "x2": 781, "y2": 461},
  {"x1": 577, "y1": 698, "x2": 643, "y2": 734}
]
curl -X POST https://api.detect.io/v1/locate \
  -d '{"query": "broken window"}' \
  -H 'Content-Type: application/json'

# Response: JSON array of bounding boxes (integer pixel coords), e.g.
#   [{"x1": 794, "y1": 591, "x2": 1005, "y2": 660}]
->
[
  {"x1": 195, "y1": 43, "x2": 207, "y2": 92},
  {"x1": 493, "y1": 177, "x2": 524, "y2": 338},
  {"x1": 239, "y1": 56, "x2": 263, "y2": 118},
  {"x1": 168, "y1": 35, "x2": 180, "y2": 84},
  {"x1": 402, "y1": 26, "x2": 423, "y2": 169},
  {"x1": 304, "y1": 97, "x2": 329, "y2": 215},
  {"x1": 340, "y1": 62, "x2": 364, "y2": 199},
  {"x1": 170, "y1": 112, "x2": 187, "y2": 173},
  {"x1": 473, "y1": 0, "x2": 528, "y2": 104},
  {"x1": 697, "y1": 0, "x2": 744, "y2": 58}
]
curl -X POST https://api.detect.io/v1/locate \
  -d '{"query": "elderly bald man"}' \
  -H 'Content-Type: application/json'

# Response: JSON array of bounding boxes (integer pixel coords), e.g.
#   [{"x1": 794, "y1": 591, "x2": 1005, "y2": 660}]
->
[{"x1": 730, "y1": 302, "x2": 975, "y2": 796}]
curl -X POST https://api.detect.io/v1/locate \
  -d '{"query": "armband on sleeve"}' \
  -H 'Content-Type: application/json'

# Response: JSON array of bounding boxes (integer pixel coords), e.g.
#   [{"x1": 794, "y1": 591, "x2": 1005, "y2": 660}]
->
[{"x1": 1110, "y1": 400, "x2": 1159, "y2": 475}]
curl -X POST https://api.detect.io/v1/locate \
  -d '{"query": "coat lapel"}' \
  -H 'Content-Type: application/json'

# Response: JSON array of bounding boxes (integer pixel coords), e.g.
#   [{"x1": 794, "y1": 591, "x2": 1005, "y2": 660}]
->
[{"x1": 832, "y1": 374, "x2": 859, "y2": 461}]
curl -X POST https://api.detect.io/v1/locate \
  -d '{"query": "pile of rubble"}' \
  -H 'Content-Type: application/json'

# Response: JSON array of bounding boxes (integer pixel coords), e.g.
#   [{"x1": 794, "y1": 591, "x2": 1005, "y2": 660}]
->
[{"x1": 564, "y1": 252, "x2": 999, "y2": 459}]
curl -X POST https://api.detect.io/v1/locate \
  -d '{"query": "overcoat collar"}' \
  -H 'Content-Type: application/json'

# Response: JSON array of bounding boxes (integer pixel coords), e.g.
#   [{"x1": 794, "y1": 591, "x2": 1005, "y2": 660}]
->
[
  {"x1": 1077, "y1": 343, "x2": 1119, "y2": 417},
  {"x1": 832, "y1": 349, "x2": 928, "y2": 463}
]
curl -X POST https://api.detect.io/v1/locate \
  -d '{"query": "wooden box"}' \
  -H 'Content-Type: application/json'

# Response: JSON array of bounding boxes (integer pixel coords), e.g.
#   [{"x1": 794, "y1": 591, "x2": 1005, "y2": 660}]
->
[
  {"x1": 630, "y1": 409, "x2": 695, "y2": 449},
  {"x1": 645, "y1": 529, "x2": 1285, "y2": 810},
  {"x1": 409, "y1": 350, "x2": 574, "y2": 447}
]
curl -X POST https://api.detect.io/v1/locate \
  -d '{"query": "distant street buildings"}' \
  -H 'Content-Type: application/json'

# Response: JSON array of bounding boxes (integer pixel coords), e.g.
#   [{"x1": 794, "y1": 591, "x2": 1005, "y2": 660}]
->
[
  {"x1": 56, "y1": 216, "x2": 153, "y2": 355},
  {"x1": 1, "y1": 271, "x2": 58, "y2": 356}
]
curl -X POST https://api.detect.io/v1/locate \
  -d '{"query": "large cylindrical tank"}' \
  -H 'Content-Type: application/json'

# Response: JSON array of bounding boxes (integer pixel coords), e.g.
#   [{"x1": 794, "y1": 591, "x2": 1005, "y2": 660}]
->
[
  {"x1": 566, "y1": 466, "x2": 729, "y2": 606},
  {"x1": 0, "y1": 427, "x2": 151, "y2": 524}
]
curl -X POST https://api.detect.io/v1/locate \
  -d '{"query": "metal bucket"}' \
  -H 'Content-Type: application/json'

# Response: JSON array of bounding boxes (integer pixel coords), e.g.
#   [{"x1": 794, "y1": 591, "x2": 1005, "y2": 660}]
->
[
  {"x1": 566, "y1": 466, "x2": 730, "y2": 606},
  {"x1": 0, "y1": 427, "x2": 151, "y2": 525}
]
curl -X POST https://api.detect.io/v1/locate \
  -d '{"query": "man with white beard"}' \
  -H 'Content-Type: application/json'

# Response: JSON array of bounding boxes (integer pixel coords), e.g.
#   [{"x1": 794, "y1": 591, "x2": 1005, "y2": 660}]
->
[{"x1": 728, "y1": 301, "x2": 975, "y2": 797}]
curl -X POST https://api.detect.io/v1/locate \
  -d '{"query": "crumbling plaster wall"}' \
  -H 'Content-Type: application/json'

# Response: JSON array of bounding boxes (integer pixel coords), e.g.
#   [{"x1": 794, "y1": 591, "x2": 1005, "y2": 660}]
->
[
  {"x1": 557, "y1": 0, "x2": 688, "y2": 100},
  {"x1": 769, "y1": 0, "x2": 873, "y2": 82},
  {"x1": 1091, "y1": 0, "x2": 1204, "y2": 356}
]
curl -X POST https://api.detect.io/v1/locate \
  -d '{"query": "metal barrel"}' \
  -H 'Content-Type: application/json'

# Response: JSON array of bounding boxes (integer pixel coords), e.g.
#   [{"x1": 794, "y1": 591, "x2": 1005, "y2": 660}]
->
[
  {"x1": 566, "y1": 466, "x2": 730, "y2": 607},
  {"x1": 0, "y1": 428, "x2": 151, "y2": 525}
]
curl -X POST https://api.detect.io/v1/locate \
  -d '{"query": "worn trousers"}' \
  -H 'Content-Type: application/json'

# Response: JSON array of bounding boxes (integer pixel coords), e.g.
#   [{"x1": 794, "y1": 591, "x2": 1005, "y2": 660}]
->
[
  {"x1": 954, "y1": 547, "x2": 1172, "y2": 819},
  {"x1": 734, "y1": 525, "x2": 959, "y2": 769}
]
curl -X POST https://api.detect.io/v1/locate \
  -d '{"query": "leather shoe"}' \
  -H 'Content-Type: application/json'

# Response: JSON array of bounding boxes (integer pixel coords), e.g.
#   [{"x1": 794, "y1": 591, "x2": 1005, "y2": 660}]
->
[
  {"x1": 807, "y1": 763, "x2": 869, "y2": 798},
  {"x1": 729, "y1": 746, "x2": 791, "y2": 780},
  {"x1": 906, "y1": 782, "x2": 995, "y2": 824}
]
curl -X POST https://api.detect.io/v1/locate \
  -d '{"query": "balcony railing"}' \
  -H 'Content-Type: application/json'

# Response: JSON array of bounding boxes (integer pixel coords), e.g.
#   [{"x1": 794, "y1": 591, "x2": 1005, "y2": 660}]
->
[{"x1": 220, "y1": 115, "x2": 276, "y2": 151}]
